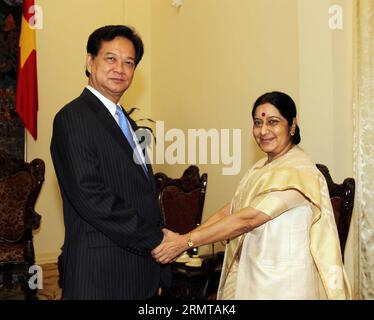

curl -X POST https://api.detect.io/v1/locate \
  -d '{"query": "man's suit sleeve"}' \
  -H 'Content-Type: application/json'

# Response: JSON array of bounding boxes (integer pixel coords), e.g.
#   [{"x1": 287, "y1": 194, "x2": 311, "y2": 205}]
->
[{"x1": 50, "y1": 109, "x2": 163, "y2": 251}]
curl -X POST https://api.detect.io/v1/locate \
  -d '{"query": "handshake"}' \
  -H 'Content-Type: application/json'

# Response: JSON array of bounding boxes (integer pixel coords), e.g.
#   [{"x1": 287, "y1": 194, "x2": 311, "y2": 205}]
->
[{"x1": 151, "y1": 228, "x2": 190, "y2": 264}]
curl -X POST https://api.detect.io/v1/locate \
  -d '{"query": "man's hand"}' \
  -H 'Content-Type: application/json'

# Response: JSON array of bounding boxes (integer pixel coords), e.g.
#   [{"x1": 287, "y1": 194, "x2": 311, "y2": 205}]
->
[{"x1": 152, "y1": 229, "x2": 187, "y2": 264}]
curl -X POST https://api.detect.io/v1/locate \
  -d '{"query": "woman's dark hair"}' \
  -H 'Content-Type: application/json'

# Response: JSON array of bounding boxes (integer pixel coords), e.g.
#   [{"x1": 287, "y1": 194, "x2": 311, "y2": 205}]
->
[
  {"x1": 85, "y1": 25, "x2": 144, "y2": 77},
  {"x1": 252, "y1": 91, "x2": 301, "y2": 145}
]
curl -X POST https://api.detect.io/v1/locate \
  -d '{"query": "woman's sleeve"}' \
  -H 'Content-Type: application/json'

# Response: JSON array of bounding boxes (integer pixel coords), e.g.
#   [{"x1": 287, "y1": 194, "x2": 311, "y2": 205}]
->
[{"x1": 250, "y1": 189, "x2": 309, "y2": 219}]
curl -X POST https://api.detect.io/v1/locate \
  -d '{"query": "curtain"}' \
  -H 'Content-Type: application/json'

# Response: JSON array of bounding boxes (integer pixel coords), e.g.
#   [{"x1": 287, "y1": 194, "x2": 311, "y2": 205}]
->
[{"x1": 352, "y1": 0, "x2": 374, "y2": 299}]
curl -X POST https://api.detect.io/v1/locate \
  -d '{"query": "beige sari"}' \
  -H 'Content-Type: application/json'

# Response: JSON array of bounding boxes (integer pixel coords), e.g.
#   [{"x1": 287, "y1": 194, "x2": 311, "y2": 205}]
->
[{"x1": 217, "y1": 146, "x2": 352, "y2": 300}]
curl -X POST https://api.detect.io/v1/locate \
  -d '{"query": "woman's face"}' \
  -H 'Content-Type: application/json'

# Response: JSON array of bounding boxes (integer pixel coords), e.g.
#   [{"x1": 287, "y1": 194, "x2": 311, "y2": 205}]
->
[{"x1": 252, "y1": 103, "x2": 294, "y2": 161}]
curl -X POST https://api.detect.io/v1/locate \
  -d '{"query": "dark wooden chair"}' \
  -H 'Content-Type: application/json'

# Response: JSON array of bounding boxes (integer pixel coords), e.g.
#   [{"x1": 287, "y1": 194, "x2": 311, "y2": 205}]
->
[
  {"x1": 155, "y1": 165, "x2": 208, "y2": 239},
  {"x1": 155, "y1": 165, "x2": 207, "y2": 195},
  {"x1": 0, "y1": 150, "x2": 44, "y2": 299},
  {"x1": 154, "y1": 166, "x2": 223, "y2": 299},
  {"x1": 316, "y1": 164, "x2": 355, "y2": 258}
]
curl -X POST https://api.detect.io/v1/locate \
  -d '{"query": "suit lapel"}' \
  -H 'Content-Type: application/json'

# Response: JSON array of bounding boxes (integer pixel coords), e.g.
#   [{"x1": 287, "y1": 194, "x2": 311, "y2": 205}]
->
[{"x1": 80, "y1": 89, "x2": 151, "y2": 184}]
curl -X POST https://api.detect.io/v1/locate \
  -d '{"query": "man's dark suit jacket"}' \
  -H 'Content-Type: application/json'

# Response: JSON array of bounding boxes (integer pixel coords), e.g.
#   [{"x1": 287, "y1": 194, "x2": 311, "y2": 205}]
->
[{"x1": 50, "y1": 88, "x2": 169, "y2": 299}]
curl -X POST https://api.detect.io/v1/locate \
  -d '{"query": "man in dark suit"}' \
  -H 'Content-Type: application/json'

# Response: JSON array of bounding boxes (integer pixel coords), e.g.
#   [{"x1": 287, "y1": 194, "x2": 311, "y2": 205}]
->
[{"x1": 50, "y1": 25, "x2": 172, "y2": 299}]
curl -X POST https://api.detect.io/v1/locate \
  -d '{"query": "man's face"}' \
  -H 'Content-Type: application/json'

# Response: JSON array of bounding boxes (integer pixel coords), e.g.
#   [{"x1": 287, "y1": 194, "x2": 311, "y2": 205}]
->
[{"x1": 86, "y1": 36, "x2": 136, "y2": 103}]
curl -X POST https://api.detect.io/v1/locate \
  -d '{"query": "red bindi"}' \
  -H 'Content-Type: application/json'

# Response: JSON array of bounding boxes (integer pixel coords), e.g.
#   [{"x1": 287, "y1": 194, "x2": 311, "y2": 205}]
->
[{"x1": 261, "y1": 112, "x2": 266, "y2": 117}]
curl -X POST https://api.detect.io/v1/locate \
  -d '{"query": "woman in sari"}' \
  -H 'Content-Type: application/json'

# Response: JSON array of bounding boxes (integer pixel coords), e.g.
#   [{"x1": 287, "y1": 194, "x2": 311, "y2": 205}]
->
[{"x1": 152, "y1": 91, "x2": 351, "y2": 299}]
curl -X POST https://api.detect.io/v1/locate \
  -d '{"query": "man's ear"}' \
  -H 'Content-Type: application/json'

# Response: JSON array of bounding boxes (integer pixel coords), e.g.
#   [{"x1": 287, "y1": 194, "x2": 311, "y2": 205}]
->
[{"x1": 86, "y1": 54, "x2": 93, "y2": 75}]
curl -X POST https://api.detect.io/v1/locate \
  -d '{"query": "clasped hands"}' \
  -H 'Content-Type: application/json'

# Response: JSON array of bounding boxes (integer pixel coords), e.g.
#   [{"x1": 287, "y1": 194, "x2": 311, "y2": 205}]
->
[{"x1": 151, "y1": 228, "x2": 188, "y2": 264}]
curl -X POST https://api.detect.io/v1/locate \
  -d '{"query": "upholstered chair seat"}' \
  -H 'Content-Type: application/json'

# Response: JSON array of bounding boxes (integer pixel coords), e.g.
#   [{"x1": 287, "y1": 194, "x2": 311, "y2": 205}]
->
[{"x1": 0, "y1": 244, "x2": 25, "y2": 263}]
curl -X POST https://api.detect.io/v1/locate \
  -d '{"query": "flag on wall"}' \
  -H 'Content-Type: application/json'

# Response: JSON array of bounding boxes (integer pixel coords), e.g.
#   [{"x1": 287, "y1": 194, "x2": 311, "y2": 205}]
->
[{"x1": 16, "y1": 0, "x2": 38, "y2": 140}]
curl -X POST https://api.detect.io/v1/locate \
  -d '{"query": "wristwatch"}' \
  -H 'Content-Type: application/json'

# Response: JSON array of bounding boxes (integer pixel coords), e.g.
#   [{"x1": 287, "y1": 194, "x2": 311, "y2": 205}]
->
[{"x1": 186, "y1": 232, "x2": 194, "y2": 248}]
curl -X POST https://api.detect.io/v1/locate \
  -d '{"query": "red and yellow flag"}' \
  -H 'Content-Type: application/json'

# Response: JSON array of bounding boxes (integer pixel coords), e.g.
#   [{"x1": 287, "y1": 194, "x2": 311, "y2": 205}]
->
[{"x1": 16, "y1": 0, "x2": 38, "y2": 140}]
